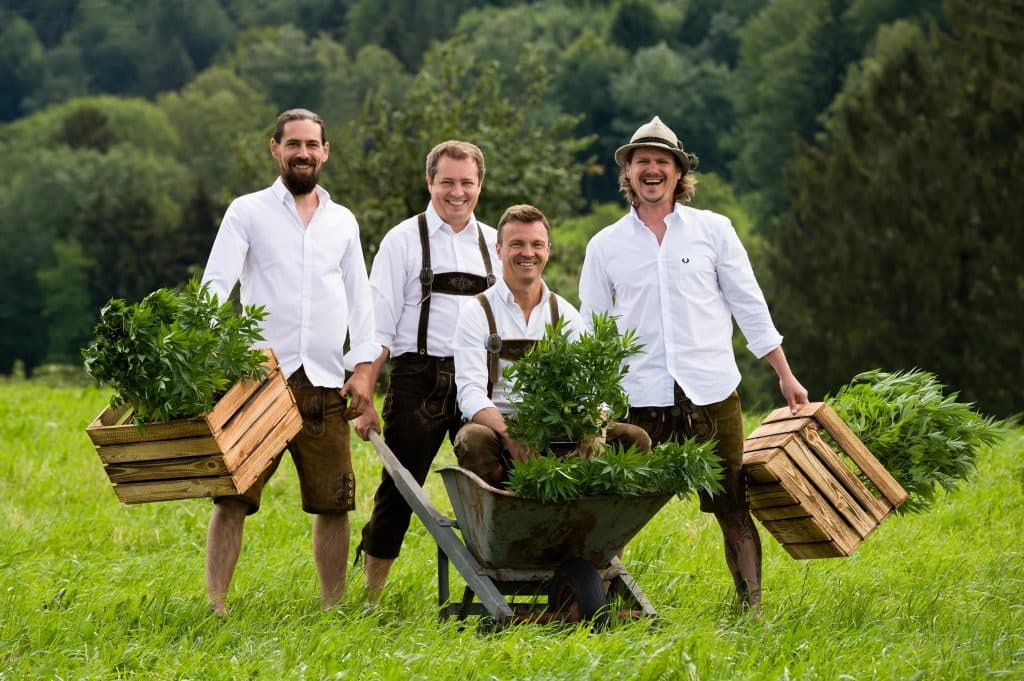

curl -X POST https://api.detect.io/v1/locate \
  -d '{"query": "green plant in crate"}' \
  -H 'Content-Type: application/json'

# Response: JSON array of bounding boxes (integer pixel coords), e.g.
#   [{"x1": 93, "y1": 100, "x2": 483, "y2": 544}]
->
[
  {"x1": 828, "y1": 369, "x2": 1005, "y2": 513},
  {"x1": 82, "y1": 277, "x2": 269, "y2": 425},
  {"x1": 503, "y1": 312, "x2": 641, "y2": 453}
]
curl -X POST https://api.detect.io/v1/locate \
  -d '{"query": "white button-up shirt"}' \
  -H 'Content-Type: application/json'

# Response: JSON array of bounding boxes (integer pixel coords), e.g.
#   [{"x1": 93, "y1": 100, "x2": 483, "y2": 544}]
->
[
  {"x1": 455, "y1": 277, "x2": 585, "y2": 418},
  {"x1": 579, "y1": 204, "x2": 782, "y2": 407},
  {"x1": 369, "y1": 203, "x2": 499, "y2": 358},
  {"x1": 202, "y1": 178, "x2": 379, "y2": 387}
]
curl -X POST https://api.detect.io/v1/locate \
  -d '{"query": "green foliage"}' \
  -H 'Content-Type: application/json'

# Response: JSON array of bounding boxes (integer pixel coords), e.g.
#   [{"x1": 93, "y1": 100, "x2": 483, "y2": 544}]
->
[
  {"x1": 82, "y1": 277, "x2": 269, "y2": 424},
  {"x1": 506, "y1": 438, "x2": 724, "y2": 502},
  {"x1": 828, "y1": 369, "x2": 1005, "y2": 513},
  {"x1": 504, "y1": 313, "x2": 641, "y2": 453}
]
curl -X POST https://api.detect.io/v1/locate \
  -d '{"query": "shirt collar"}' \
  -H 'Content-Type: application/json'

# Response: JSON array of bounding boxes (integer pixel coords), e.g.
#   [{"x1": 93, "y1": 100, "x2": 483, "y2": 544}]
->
[
  {"x1": 627, "y1": 202, "x2": 684, "y2": 231},
  {"x1": 495, "y1": 276, "x2": 550, "y2": 307},
  {"x1": 426, "y1": 202, "x2": 478, "y2": 237},
  {"x1": 271, "y1": 176, "x2": 329, "y2": 205}
]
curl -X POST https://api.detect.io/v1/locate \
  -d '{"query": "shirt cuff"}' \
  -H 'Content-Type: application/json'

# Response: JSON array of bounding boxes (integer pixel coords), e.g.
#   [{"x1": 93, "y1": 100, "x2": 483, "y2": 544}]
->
[
  {"x1": 344, "y1": 342, "x2": 382, "y2": 371},
  {"x1": 747, "y1": 335, "x2": 784, "y2": 359},
  {"x1": 461, "y1": 394, "x2": 497, "y2": 423}
]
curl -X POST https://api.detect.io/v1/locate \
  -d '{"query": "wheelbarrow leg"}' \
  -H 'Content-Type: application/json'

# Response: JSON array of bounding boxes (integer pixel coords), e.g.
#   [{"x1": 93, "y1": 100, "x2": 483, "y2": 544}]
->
[
  {"x1": 606, "y1": 556, "x2": 657, "y2": 617},
  {"x1": 369, "y1": 432, "x2": 514, "y2": 625}
]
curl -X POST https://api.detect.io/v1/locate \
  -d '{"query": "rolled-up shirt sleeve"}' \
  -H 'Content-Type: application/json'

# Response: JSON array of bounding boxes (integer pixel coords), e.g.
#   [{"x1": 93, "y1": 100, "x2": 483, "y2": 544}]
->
[
  {"x1": 454, "y1": 297, "x2": 496, "y2": 420},
  {"x1": 342, "y1": 232, "x2": 381, "y2": 368},
  {"x1": 201, "y1": 199, "x2": 249, "y2": 304},
  {"x1": 715, "y1": 218, "x2": 782, "y2": 359}
]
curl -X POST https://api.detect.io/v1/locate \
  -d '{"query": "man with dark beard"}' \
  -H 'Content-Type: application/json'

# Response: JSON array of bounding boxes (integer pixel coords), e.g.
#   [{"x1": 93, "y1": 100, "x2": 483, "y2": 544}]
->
[
  {"x1": 200, "y1": 109, "x2": 378, "y2": 616},
  {"x1": 579, "y1": 116, "x2": 808, "y2": 615}
]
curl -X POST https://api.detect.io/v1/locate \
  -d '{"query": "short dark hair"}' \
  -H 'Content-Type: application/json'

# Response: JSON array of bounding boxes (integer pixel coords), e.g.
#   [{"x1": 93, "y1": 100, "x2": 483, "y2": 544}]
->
[
  {"x1": 425, "y1": 140, "x2": 486, "y2": 183},
  {"x1": 497, "y1": 204, "x2": 551, "y2": 242},
  {"x1": 273, "y1": 109, "x2": 326, "y2": 144}
]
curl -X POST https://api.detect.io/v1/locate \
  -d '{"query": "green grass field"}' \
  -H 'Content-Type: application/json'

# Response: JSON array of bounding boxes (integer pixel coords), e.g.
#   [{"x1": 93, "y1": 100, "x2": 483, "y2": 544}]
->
[{"x1": 2, "y1": 382, "x2": 1021, "y2": 680}]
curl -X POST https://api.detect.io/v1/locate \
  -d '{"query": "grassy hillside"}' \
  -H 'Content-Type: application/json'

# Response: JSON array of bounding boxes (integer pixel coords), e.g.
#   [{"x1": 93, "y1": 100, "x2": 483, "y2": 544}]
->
[{"x1": 1, "y1": 382, "x2": 1021, "y2": 680}]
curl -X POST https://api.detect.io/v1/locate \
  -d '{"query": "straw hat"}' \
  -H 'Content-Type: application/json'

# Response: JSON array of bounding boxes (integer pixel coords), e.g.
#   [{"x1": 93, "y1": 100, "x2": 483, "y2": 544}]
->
[{"x1": 614, "y1": 116, "x2": 696, "y2": 169}]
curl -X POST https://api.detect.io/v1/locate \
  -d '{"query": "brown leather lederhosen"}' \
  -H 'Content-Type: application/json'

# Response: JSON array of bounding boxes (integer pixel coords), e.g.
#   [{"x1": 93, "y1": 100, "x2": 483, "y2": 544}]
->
[
  {"x1": 416, "y1": 213, "x2": 495, "y2": 355},
  {"x1": 474, "y1": 291, "x2": 560, "y2": 398}
]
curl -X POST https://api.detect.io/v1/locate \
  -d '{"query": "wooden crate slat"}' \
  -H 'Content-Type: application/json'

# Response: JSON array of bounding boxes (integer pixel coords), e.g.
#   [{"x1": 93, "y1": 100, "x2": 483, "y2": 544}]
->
[
  {"x1": 743, "y1": 432, "x2": 798, "y2": 455},
  {"x1": 748, "y1": 481, "x2": 800, "y2": 508},
  {"x1": 96, "y1": 435, "x2": 221, "y2": 465},
  {"x1": 86, "y1": 411, "x2": 210, "y2": 446},
  {"x1": 112, "y1": 476, "x2": 239, "y2": 504},
  {"x1": 745, "y1": 461, "x2": 780, "y2": 484},
  {"x1": 754, "y1": 447, "x2": 861, "y2": 554},
  {"x1": 752, "y1": 504, "x2": 810, "y2": 521},
  {"x1": 759, "y1": 403, "x2": 823, "y2": 424},
  {"x1": 204, "y1": 350, "x2": 280, "y2": 435},
  {"x1": 105, "y1": 454, "x2": 229, "y2": 483},
  {"x1": 220, "y1": 381, "x2": 299, "y2": 471},
  {"x1": 760, "y1": 517, "x2": 830, "y2": 544},
  {"x1": 784, "y1": 542, "x2": 846, "y2": 559},
  {"x1": 801, "y1": 426, "x2": 892, "y2": 522},
  {"x1": 228, "y1": 407, "x2": 303, "y2": 492},
  {"x1": 814, "y1": 403, "x2": 908, "y2": 507},
  {"x1": 783, "y1": 438, "x2": 877, "y2": 538},
  {"x1": 747, "y1": 417, "x2": 814, "y2": 440}
]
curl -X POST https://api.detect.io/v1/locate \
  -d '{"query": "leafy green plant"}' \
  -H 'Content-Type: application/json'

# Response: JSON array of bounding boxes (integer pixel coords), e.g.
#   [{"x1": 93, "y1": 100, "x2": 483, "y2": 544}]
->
[
  {"x1": 504, "y1": 313, "x2": 642, "y2": 454},
  {"x1": 82, "y1": 277, "x2": 269, "y2": 425},
  {"x1": 506, "y1": 439, "x2": 724, "y2": 503},
  {"x1": 828, "y1": 369, "x2": 1005, "y2": 513}
]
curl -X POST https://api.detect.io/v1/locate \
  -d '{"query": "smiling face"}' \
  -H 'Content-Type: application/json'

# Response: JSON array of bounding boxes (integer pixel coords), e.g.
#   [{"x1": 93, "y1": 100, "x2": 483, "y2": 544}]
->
[
  {"x1": 497, "y1": 219, "x2": 550, "y2": 289},
  {"x1": 270, "y1": 119, "x2": 329, "y2": 195},
  {"x1": 625, "y1": 147, "x2": 682, "y2": 209},
  {"x1": 427, "y1": 154, "x2": 482, "y2": 231}
]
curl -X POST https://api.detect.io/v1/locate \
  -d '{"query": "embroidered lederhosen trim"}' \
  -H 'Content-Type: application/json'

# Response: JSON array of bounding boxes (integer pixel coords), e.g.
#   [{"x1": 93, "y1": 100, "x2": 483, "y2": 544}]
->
[
  {"x1": 476, "y1": 292, "x2": 560, "y2": 399},
  {"x1": 416, "y1": 213, "x2": 496, "y2": 355}
]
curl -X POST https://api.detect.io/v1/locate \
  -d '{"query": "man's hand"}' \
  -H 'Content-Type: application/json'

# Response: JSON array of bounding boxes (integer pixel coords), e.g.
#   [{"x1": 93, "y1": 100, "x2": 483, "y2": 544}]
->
[
  {"x1": 779, "y1": 375, "x2": 809, "y2": 414},
  {"x1": 353, "y1": 403, "x2": 381, "y2": 441},
  {"x1": 339, "y1": 363, "x2": 374, "y2": 420}
]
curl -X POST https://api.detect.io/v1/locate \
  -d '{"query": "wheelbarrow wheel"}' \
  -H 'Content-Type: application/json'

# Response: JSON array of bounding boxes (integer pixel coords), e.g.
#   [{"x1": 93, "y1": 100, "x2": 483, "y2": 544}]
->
[{"x1": 548, "y1": 558, "x2": 609, "y2": 625}]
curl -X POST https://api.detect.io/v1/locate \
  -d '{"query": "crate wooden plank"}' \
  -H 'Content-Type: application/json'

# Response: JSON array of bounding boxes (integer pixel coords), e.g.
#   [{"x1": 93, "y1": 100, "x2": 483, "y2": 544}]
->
[
  {"x1": 746, "y1": 417, "x2": 814, "y2": 440},
  {"x1": 745, "y1": 461, "x2": 780, "y2": 484},
  {"x1": 86, "y1": 411, "x2": 211, "y2": 446},
  {"x1": 96, "y1": 435, "x2": 222, "y2": 465},
  {"x1": 743, "y1": 432, "x2": 798, "y2": 456},
  {"x1": 800, "y1": 426, "x2": 892, "y2": 522},
  {"x1": 753, "y1": 504, "x2": 811, "y2": 521},
  {"x1": 748, "y1": 481, "x2": 800, "y2": 508},
  {"x1": 229, "y1": 406, "x2": 303, "y2": 493},
  {"x1": 220, "y1": 380, "x2": 299, "y2": 471},
  {"x1": 204, "y1": 352, "x2": 281, "y2": 434},
  {"x1": 754, "y1": 446, "x2": 861, "y2": 555},
  {"x1": 216, "y1": 370, "x2": 292, "y2": 463},
  {"x1": 784, "y1": 542, "x2": 845, "y2": 559},
  {"x1": 783, "y1": 437, "x2": 877, "y2": 538},
  {"x1": 759, "y1": 403, "x2": 825, "y2": 424},
  {"x1": 112, "y1": 476, "x2": 239, "y2": 504},
  {"x1": 761, "y1": 517, "x2": 830, "y2": 544},
  {"x1": 814, "y1": 404, "x2": 908, "y2": 507},
  {"x1": 105, "y1": 454, "x2": 230, "y2": 483}
]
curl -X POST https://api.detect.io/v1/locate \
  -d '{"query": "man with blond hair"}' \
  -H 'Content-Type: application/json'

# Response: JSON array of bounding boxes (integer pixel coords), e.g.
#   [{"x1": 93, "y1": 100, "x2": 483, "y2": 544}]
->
[{"x1": 353, "y1": 141, "x2": 500, "y2": 600}]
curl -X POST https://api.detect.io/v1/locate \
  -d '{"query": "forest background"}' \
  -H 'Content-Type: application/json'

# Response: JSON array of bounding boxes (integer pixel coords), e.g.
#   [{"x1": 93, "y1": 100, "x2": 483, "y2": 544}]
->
[{"x1": 0, "y1": 0, "x2": 1020, "y2": 418}]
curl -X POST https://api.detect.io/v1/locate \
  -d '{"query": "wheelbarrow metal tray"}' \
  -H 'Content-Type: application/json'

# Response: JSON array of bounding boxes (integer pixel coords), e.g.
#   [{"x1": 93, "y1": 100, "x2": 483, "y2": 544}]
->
[
  {"x1": 437, "y1": 465, "x2": 672, "y2": 570},
  {"x1": 85, "y1": 349, "x2": 303, "y2": 504}
]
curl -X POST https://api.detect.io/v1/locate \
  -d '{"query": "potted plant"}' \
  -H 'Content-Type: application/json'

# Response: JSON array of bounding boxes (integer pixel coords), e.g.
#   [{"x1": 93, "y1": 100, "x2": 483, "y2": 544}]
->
[{"x1": 82, "y1": 277, "x2": 303, "y2": 504}]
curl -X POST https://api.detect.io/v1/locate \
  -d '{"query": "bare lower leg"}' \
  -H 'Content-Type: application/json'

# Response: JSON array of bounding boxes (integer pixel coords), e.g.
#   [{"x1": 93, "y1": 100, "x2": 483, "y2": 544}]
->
[
  {"x1": 715, "y1": 509, "x2": 763, "y2": 613},
  {"x1": 363, "y1": 554, "x2": 396, "y2": 602},
  {"x1": 313, "y1": 512, "x2": 350, "y2": 610},
  {"x1": 205, "y1": 499, "x2": 248, "y2": 616}
]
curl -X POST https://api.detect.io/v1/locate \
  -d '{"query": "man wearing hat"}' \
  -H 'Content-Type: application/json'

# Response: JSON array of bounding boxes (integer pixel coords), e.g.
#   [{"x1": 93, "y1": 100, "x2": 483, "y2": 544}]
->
[{"x1": 578, "y1": 116, "x2": 809, "y2": 613}]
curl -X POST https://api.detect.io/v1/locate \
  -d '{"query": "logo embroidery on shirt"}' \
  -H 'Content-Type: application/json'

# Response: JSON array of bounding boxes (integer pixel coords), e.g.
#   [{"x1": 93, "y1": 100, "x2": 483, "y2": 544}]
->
[{"x1": 681, "y1": 257, "x2": 690, "y2": 263}]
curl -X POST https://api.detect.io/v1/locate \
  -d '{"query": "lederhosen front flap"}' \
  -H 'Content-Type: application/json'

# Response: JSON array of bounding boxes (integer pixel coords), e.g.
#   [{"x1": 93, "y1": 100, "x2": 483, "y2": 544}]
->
[
  {"x1": 476, "y1": 292, "x2": 561, "y2": 399},
  {"x1": 416, "y1": 213, "x2": 496, "y2": 355}
]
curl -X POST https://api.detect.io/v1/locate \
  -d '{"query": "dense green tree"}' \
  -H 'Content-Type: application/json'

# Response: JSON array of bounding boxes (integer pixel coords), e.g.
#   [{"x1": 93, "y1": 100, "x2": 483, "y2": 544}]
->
[
  {"x1": 769, "y1": 1, "x2": 1024, "y2": 417},
  {"x1": 0, "y1": 14, "x2": 48, "y2": 121},
  {"x1": 326, "y1": 39, "x2": 594, "y2": 255},
  {"x1": 610, "y1": 42, "x2": 735, "y2": 175},
  {"x1": 37, "y1": 239, "x2": 96, "y2": 364}
]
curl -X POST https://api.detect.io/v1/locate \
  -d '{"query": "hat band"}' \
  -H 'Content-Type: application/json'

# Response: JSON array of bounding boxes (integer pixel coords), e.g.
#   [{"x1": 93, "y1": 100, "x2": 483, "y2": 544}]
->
[{"x1": 631, "y1": 136, "x2": 681, "y2": 150}]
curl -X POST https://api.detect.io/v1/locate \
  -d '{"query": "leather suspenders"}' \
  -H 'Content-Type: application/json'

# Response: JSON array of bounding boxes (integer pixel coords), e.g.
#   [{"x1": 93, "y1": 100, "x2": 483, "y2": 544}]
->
[
  {"x1": 416, "y1": 213, "x2": 495, "y2": 355},
  {"x1": 475, "y1": 292, "x2": 561, "y2": 399}
]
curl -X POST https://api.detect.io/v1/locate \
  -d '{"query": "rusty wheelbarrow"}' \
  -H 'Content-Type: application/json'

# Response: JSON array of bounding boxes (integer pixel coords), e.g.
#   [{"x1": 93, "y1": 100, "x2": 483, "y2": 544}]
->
[{"x1": 368, "y1": 432, "x2": 672, "y2": 628}]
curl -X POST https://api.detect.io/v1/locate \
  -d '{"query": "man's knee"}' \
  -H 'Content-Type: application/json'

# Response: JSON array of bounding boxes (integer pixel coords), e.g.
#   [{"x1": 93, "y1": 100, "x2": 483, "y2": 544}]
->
[{"x1": 453, "y1": 423, "x2": 504, "y2": 486}]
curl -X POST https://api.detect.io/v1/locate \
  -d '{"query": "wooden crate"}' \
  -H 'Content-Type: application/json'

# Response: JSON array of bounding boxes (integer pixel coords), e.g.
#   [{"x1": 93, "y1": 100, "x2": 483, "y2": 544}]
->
[
  {"x1": 742, "y1": 402, "x2": 907, "y2": 559},
  {"x1": 85, "y1": 349, "x2": 303, "y2": 504}
]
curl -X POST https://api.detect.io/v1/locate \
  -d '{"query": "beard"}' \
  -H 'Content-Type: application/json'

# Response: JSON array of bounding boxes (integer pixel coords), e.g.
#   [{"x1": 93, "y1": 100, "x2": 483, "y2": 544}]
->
[{"x1": 281, "y1": 162, "x2": 320, "y2": 195}]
